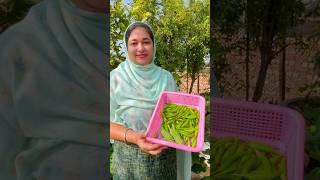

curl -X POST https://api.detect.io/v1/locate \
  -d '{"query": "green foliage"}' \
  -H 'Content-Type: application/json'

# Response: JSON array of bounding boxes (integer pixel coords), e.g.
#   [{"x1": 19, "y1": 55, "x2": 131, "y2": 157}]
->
[
  {"x1": 110, "y1": 0, "x2": 130, "y2": 69},
  {"x1": 201, "y1": 176, "x2": 211, "y2": 180},
  {"x1": 303, "y1": 105, "x2": 320, "y2": 162},
  {"x1": 109, "y1": 143, "x2": 113, "y2": 179},
  {"x1": 184, "y1": 0, "x2": 210, "y2": 93},
  {"x1": 130, "y1": 0, "x2": 210, "y2": 91},
  {"x1": 212, "y1": 0, "x2": 245, "y2": 36},
  {"x1": 191, "y1": 152, "x2": 207, "y2": 173},
  {"x1": 284, "y1": 96, "x2": 320, "y2": 177},
  {"x1": 247, "y1": 0, "x2": 305, "y2": 44},
  {"x1": 305, "y1": 167, "x2": 320, "y2": 180},
  {"x1": 286, "y1": 98, "x2": 320, "y2": 170},
  {"x1": 155, "y1": 0, "x2": 186, "y2": 75},
  {"x1": 130, "y1": 0, "x2": 159, "y2": 24}
]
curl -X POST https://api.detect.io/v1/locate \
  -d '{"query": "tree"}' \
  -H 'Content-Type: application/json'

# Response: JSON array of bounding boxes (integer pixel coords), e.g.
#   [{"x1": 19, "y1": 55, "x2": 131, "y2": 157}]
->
[
  {"x1": 248, "y1": 0, "x2": 304, "y2": 101},
  {"x1": 155, "y1": 0, "x2": 188, "y2": 84},
  {"x1": 184, "y1": 0, "x2": 210, "y2": 93},
  {"x1": 299, "y1": 2, "x2": 320, "y2": 97},
  {"x1": 212, "y1": 0, "x2": 305, "y2": 101},
  {"x1": 130, "y1": 0, "x2": 210, "y2": 92},
  {"x1": 130, "y1": 0, "x2": 160, "y2": 25},
  {"x1": 211, "y1": 0, "x2": 245, "y2": 96},
  {"x1": 130, "y1": 0, "x2": 187, "y2": 76},
  {"x1": 110, "y1": 0, "x2": 130, "y2": 69}
]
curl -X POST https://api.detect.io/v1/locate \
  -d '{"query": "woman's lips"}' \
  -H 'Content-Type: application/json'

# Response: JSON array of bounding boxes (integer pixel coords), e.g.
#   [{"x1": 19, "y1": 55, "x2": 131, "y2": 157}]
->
[{"x1": 136, "y1": 54, "x2": 147, "y2": 59}]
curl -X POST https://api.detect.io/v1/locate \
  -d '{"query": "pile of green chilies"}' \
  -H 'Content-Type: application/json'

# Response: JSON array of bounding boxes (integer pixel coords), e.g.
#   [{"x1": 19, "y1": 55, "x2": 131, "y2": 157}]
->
[
  {"x1": 160, "y1": 103, "x2": 200, "y2": 147},
  {"x1": 212, "y1": 137, "x2": 287, "y2": 180}
]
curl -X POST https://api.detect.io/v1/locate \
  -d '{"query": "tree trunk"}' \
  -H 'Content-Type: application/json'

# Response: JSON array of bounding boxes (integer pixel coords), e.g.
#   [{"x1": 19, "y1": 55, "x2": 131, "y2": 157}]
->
[
  {"x1": 245, "y1": 0, "x2": 250, "y2": 101},
  {"x1": 186, "y1": 71, "x2": 189, "y2": 93},
  {"x1": 197, "y1": 73, "x2": 200, "y2": 94},
  {"x1": 252, "y1": 48, "x2": 272, "y2": 102},
  {"x1": 252, "y1": 0, "x2": 275, "y2": 102},
  {"x1": 189, "y1": 75, "x2": 196, "y2": 93},
  {"x1": 245, "y1": 26, "x2": 250, "y2": 101},
  {"x1": 279, "y1": 36, "x2": 286, "y2": 102},
  {"x1": 186, "y1": 58, "x2": 189, "y2": 93}
]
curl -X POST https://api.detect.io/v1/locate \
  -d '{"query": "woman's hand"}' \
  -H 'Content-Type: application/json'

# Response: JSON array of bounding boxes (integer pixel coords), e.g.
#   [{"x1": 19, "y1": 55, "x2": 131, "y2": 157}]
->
[
  {"x1": 110, "y1": 123, "x2": 168, "y2": 156},
  {"x1": 135, "y1": 133, "x2": 168, "y2": 156}
]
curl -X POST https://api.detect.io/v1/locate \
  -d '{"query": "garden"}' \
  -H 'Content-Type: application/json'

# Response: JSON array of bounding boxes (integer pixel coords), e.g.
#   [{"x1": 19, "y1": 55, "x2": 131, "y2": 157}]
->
[{"x1": 110, "y1": 0, "x2": 210, "y2": 179}]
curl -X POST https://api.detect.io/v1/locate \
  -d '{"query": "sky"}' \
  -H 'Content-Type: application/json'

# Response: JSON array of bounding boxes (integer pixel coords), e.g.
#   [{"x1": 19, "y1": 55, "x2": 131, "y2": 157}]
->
[{"x1": 124, "y1": 0, "x2": 132, "y2": 5}]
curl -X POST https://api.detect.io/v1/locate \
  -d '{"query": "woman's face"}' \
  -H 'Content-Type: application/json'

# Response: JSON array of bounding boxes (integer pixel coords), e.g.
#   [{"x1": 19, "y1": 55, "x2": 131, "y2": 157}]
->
[{"x1": 127, "y1": 27, "x2": 154, "y2": 66}]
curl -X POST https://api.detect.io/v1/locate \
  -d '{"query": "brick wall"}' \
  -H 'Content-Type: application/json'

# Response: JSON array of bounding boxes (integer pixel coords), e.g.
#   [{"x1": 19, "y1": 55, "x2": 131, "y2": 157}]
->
[
  {"x1": 221, "y1": 43, "x2": 318, "y2": 103},
  {"x1": 178, "y1": 68, "x2": 210, "y2": 94}
]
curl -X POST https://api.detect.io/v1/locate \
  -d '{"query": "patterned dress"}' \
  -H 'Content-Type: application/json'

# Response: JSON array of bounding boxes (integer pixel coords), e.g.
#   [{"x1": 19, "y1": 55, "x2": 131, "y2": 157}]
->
[{"x1": 112, "y1": 141, "x2": 177, "y2": 180}]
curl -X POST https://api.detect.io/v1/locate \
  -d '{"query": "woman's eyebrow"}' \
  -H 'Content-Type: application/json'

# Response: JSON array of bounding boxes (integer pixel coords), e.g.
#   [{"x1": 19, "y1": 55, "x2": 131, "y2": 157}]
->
[
  {"x1": 129, "y1": 37, "x2": 151, "y2": 42},
  {"x1": 129, "y1": 39, "x2": 137, "y2": 42}
]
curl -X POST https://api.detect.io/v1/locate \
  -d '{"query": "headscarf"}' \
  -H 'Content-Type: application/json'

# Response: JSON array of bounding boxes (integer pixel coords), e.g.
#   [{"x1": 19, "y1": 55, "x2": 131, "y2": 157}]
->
[{"x1": 0, "y1": 0, "x2": 108, "y2": 146}]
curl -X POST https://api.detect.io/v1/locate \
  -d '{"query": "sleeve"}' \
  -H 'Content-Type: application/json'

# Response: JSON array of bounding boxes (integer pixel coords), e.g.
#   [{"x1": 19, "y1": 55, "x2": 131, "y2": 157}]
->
[
  {"x1": 109, "y1": 73, "x2": 123, "y2": 126},
  {"x1": 109, "y1": 94, "x2": 119, "y2": 123}
]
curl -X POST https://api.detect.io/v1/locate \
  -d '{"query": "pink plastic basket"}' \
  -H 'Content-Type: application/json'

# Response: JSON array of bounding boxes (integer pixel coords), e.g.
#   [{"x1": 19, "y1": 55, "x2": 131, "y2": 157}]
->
[
  {"x1": 211, "y1": 97, "x2": 305, "y2": 180},
  {"x1": 146, "y1": 91, "x2": 206, "y2": 152}
]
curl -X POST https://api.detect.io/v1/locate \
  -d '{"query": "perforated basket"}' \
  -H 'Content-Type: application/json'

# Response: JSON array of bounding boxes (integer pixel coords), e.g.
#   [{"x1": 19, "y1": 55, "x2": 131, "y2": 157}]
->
[
  {"x1": 146, "y1": 91, "x2": 206, "y2": 152},
  {"x1": 211, "y1": 97, "x2": 305, "y2": 180}
]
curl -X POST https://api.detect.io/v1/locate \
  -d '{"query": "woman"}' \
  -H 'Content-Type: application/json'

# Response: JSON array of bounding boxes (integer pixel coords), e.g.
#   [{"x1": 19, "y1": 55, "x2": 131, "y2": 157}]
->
[
  {"x1": 0, "y1": 0, "x2": 108, "y2": 179},
  {"x1": 110, "y1": 22, "x2": 191, "y2": 180}
]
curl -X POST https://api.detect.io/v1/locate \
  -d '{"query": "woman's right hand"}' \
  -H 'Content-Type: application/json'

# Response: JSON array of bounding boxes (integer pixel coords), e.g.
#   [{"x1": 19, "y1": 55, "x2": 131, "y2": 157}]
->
[{"x1": 134, "y1": 133, "x2": 168, "y2": 156}]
